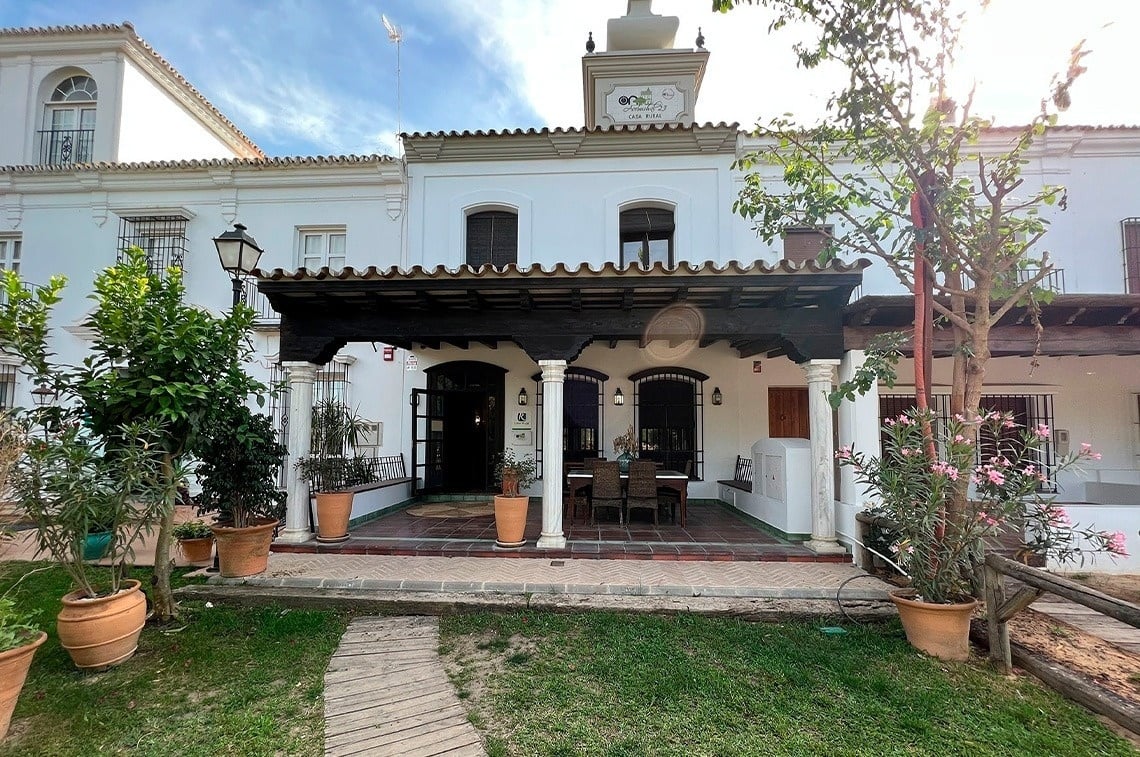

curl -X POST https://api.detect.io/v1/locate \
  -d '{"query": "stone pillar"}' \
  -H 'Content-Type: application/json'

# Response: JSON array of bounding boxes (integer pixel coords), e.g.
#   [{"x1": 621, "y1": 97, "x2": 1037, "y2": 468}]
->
[
  {"x1": 537, "y1": 359, "x2": 567, "y2": 549},
  {"x1": 803, "y1": 359, "x2": 845, "y2": 554},
  {"x1": 278, "y1": 361, "x2": 318, "y2": 544}
]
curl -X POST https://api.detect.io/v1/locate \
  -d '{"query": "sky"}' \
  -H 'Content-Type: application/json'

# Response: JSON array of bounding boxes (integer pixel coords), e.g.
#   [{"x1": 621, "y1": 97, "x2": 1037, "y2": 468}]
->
[{"x1": 0, "y1": 0, "x2": 1135, "y2": 157}]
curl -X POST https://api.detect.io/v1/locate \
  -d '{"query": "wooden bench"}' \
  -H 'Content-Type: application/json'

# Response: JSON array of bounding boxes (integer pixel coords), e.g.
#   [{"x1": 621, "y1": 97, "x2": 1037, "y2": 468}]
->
[{"x1": 717, "y1": 455, "x2": 753, "y2": 493}]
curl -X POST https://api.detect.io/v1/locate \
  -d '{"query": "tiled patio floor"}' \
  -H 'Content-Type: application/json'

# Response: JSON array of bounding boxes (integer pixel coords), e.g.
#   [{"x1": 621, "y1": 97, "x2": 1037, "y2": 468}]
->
[{"x1": 272, "y1": 499, "x2": 849, "y2": 562}]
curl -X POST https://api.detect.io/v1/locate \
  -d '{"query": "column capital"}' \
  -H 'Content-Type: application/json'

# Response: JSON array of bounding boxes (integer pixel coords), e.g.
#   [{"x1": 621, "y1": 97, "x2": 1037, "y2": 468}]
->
[
  {"x1": 282, "y1": 361, "x2": 320, "y2": 383},
  {"x1": 538, "y1": 359, "x2": 567, "y2": 382},
  {"x1": 802, "y1": 359, "x2": 839, "y2": 384}
]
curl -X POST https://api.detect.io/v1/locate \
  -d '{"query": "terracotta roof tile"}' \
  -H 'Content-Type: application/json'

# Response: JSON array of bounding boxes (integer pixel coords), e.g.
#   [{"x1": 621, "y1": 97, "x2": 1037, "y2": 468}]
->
[
  {"x1": 0, "y1": 153, "x2": 396, "y2": 174},
  {"x1": 400, "y1": 122, "x2": 740, "y2": 140}
]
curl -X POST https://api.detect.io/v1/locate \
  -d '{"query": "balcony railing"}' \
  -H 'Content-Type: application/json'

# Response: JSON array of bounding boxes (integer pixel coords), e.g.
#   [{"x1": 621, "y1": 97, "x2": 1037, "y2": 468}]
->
[
  {"x1": 37, "y1": 128, "x2": 95, "y2": 166},
  {"x1": 243, "y1": 278, "x2": 279, "y2": 324},
  {"x1": 1017, "y1": 267, "x2": 1066, "y2": 294}
]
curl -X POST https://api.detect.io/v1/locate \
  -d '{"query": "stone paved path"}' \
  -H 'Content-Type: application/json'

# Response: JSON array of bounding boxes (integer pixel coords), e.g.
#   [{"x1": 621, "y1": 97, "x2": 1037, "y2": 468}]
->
[
  {"x1": 324, "y1": 616, "x2": 485, "y2": 757},
  {"x1": 1032, "y1": 594, "x2": 1140, "y2": 654}
]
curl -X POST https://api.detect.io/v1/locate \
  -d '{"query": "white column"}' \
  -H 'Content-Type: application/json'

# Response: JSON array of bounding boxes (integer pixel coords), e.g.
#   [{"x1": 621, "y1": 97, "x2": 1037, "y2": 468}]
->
[
  {"x1": 837, "y1": 350, "x2": 881, "y2": 505},
  {"x1": 278, "y1": 361, "x2": 318, "y2": 544},
  {"x1": 537, "y1": 359, "x2": 567, "y2": 549},
  {"x1": 803, "y1": 359, "x2": 845, "y2": 554}
]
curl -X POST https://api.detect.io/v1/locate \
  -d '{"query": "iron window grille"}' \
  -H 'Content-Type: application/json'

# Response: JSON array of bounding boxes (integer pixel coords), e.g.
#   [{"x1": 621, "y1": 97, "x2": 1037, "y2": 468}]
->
[
  {"x1": 0, "y1": 364, "x2": 16, "y2": 410},
  {"x1": 465, "y1": 211, "x2": 518, "y2": 270},
  {"x1": 632, "y1": 367, "x2": 706, "y2": 479},
  {"x1": 879, "y1": 393, "x2": 1057, "y2": 492},
  {"x1": 533, "y1": 368, "x2": 607, "y2": 479},
  {"x1": 117, "y1": 216, "x2": 188, "y2": 278}
]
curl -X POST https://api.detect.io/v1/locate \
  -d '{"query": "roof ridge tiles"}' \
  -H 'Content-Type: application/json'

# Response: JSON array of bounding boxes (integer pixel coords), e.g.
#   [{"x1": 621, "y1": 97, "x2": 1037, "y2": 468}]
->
[{"x1": 0, "y1": 153, "x2": 397, "y2": 174}]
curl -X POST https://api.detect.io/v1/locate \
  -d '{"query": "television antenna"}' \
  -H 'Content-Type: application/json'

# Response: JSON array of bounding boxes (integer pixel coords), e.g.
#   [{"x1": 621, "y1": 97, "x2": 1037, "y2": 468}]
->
[{"x1": 381, "y1": 14, "x2": 403, "y2": 138}]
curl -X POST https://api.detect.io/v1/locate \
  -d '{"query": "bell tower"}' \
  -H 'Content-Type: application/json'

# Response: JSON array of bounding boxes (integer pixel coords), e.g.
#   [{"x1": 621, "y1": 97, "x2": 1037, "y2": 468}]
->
[{"x1": 582, "y1": 0, "x2": 710, "y2": 129}]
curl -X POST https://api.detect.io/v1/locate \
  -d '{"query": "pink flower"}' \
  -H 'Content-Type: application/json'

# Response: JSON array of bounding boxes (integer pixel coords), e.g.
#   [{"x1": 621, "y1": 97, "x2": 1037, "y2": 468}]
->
[
  {"x1": 1034, "y1": 423, "x2": 1050, "y2": 439},
  {"x1": 987, "y1": 469, "x2": 1005, "y2": 486},
  {"x1": 1003, "y1": 419, "x2": 1016, "y2": 429},
  {"x1": 1106, "y1": 531, "x2": 1129, "y2": 556},
  {"x1": 898, "y1": 415, "x2": 915, "y2": 426},
  {"x1": 905, "y1": 545, "x2": 914, "y2": 554},
  {"x1": 953, "y1": 413, "x2": 967, "y2": 422},
  {"x1": 1047, "y1": 506, "x2": 1070, "y2": 526},
  {"x1": 1022, "y1": 465, "x2": 1036, "y2": 476},
  {"x1": 930, "y1": 461, "x2": 959, "y2": 480},
  {"x1": 836, "y1": 445, "x2": 853, "y2": 460},
  {"x1": 884, "y1": 417, "x2": 896, "y2": 427},
  {"x1": 1079, "y1": 443, "x2": 1103, "y2": 461}
]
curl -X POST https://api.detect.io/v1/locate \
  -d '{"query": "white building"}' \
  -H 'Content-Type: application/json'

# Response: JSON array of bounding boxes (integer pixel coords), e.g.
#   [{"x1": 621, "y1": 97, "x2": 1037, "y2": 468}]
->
[{"x1": 2, "y1": 6, "x2": 1139, "y2": 570}]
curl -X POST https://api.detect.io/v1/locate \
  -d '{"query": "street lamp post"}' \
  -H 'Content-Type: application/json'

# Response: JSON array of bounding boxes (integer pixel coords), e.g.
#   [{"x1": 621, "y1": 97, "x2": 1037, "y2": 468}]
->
[{"x1": 212, "y1": 222, "x2": 264, "y2": 308}]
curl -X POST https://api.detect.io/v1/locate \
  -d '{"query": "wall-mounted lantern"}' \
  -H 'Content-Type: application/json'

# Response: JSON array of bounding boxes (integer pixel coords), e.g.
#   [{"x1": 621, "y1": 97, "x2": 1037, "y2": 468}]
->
[
  {"x1": 517, "y1": 387, "x2": 528, "y2": 406},
  {"x1": 613, "y1": 387, "x2": 625, "y2": 406},
  {"x1": 711, "y1": 387, "x2": 723, "y2": 406}
]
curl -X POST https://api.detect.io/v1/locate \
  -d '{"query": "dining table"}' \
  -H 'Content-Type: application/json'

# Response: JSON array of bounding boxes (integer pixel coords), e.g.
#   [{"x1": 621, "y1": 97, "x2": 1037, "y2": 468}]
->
[{"x1": 565, "y1": 469, "x2": 690, "y2": 526}]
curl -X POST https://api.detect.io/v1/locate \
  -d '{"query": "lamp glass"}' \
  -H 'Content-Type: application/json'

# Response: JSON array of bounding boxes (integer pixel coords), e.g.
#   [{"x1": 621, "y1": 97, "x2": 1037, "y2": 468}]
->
[
  {"x1": 517, "y1": 388, "x2": 528, "y2": 406},
  {"x1": 213, "y1": 223, "x2": 264, "y2": 276},
  {"x1": 613, "y1": 388, "x2": 624, "y2": 406},
  {"x1": 712, "y1": 387, "x2": 723, "y2": 406}
]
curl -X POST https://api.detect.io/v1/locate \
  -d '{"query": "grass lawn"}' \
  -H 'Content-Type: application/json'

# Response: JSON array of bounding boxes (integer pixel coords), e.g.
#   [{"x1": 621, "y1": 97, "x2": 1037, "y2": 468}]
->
[
  {"x1": 0, "y1": 562, "x2": 348, "y2": 756},
  {"x1": 440, "y1": 611, "x2": 1136, "y2": 757}
]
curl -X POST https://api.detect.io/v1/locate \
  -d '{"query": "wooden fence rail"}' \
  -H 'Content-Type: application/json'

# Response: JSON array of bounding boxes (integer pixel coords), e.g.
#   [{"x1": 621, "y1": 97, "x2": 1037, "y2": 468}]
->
[{"x1": 983, "y1": 552, "x2": 1140, "y2": 673}]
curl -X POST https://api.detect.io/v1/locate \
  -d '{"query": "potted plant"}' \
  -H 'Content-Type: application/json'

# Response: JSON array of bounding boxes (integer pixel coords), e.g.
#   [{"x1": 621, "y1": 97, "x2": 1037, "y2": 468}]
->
[
  {"x1": 0, "y1": 593, "x2": 45, "y2": 740},
  {"x1": 293, "y1": 399, "x2": 369, "y2": 543},
  {"x1": 171, "y1": 520, "x2": 214, "y2": 566},
  {"x1": 837, "y1": 409, "x2": 1126, "y2": 660},
  {"x1": 492, "y1": 450, "x2": 537, "y2": 549},
  {"x1": 195, "y1": 402, "x2": 286, "y2": 578},
  {"x1": 10, "y1": 418, "x2": 166, "y2": 670},
  {"x1": 613, "y1": 425, "x2": 637, "y2": 473}
]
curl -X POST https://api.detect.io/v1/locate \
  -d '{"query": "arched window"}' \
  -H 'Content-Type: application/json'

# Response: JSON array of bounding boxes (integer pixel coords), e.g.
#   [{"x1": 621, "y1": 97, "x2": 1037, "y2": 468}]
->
[
  {"x1": 41, "y1": 75, "x2": 97, "y2": 165},
  {"x1": 632, "y1": 367, "x2": 706, "y2": 478},
  {"x1": 533, "y1": 368, "x2": 607, "y2": 478},
  {"x1": 620, "y1": 206, "x2": 674, "y2": 269},
  {"x1": 466, "y1": 210, "x2": 518, "y2": 269}
]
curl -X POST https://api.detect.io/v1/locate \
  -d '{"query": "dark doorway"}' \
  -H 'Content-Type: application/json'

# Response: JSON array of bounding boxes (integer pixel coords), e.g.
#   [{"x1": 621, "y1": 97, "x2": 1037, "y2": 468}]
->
[{"x1": 414, "y1": 361, "x2": 505, "y2": 493}]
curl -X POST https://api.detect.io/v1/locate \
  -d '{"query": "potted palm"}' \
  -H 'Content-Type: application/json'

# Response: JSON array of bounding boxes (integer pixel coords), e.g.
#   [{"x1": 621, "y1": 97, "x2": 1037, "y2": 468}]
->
[
  {"x1": 195, "y1": 402, "x2": 286, "y2": 578},
  {"x1": 11, "y1": 418, "x2": 166, "y2": 669},
  {"x1": 171, "y1": 520, "x2": 214, "y2": 565},
  {"x1": 492, "y1": 450, "x2": 537, "y2": 549},
  {"x1": 293, "y1": 399, "x2": 369, "y2": 543},
  {"x1": 837, "y1": 409, "x2": 1125, "y2": 660}
]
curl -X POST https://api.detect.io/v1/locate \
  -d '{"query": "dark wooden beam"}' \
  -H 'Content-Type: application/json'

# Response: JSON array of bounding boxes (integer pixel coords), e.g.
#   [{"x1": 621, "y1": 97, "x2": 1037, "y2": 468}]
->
[
  {"x1": 621, "y1": 289, "x2": 634, "y2": 311},
  {"x1": 519, "y1": 290, "x2": 533, "y2": 310},
  {"x1": 672, "y1": 286, "x2": 689, "y2": 303},
  {"x1": 571, "y1": 288, "x2": 582, "y2": 311},
  {"x1": 845, "y1": 324, "x2": 1140, "y2": 356}
]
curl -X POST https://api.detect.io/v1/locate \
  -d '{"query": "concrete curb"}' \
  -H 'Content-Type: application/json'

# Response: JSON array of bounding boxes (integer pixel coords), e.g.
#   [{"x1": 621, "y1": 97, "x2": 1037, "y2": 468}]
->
[{"x1": 175, "y1": 584, "x2": 895, "y2": 620}]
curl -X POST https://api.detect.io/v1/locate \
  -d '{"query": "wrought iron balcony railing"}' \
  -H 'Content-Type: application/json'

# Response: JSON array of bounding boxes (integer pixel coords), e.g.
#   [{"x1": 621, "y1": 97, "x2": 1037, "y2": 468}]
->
[
  {"x1": 37, "y1": 128, "x2": 95, "y2": 166},
  {"x1": 243, "y1": 278, "x2": 279, "y2": 323}
]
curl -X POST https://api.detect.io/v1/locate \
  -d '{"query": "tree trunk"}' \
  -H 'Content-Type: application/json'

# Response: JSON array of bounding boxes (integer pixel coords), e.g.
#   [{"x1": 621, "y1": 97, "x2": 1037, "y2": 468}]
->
[{"x1": 150, "y1": 454, "x2": 177, "y2": 622}]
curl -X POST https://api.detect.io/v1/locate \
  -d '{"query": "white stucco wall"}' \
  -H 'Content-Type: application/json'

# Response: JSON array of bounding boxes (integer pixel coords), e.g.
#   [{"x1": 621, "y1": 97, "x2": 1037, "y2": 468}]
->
[{"x1": 116, "y1": 59, "x2": 235, "y2": 162}]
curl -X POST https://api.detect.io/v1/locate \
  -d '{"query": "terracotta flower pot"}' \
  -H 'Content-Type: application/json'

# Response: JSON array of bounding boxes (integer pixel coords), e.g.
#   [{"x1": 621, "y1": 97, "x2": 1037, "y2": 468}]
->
[
  {"x1": 315, "y1": 491, "x2": 354, "y2": 543},
  {"x1": 494, "y1": 494, "x2": 529, "y2": 548},
  {"x1": 0, "y1": 631, "x2": 46, "y2": 738},
  {"x1": 177, "y1": 536, "x2": 214, "y2": 565},
  {"x1": 890, "y1": 589, "x2": 979, "y2": 661},
  {"x1": 57, "y1": 580, "x2": 146, "y2": 670},
  {"x1": 211, "y1": 518, "x2": 277, "y2": 578}
]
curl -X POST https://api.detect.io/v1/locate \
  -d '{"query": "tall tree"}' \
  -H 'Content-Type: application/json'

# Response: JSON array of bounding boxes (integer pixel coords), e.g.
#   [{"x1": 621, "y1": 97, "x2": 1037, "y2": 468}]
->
[
  {"x1": 716, "y1": 0, "x2": 1085, "y2": 501},
  {"x1": 1, "y1": 249, "x2": 265, "y2": 620}
]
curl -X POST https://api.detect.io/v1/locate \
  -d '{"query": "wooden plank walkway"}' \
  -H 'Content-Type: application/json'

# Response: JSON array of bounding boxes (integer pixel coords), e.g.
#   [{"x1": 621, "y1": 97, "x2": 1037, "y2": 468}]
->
[
  {"x1": 1032, "y1": 595, "x2": 1140, "y2": 654},
  {"x1": 324, "y1": 616, "x2": 485, "y2": 757}
]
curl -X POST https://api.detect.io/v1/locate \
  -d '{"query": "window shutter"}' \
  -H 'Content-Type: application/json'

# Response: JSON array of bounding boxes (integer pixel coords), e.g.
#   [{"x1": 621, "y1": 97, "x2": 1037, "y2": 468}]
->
[
  {"x1": 466, "y1": 211, "x2": 517, "y2": 269},
  {"x1": 620, "y1": 208, "x2": 674, "y2": 235},
  {"x1": 1124, "y1": 220, "x2": 1140, "y2": 294}
]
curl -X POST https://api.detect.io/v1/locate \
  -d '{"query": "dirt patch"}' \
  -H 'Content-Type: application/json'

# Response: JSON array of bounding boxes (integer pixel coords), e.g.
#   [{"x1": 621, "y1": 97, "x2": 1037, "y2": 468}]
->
[
  {"x1": 440, "y1": 630, "x2": 535, "y2": 708},
  {"x1": 1063, "y1": 573, "x2": 1140, "y2": 606}
]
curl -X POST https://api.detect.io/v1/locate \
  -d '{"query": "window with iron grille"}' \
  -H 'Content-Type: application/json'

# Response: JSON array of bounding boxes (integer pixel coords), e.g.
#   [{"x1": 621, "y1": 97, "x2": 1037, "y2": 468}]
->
[
  {"x1": 879, "y1": 393, "x2": 1056, "y2": 492},
  {"x1": 619, "y1": 207, "x2": 674, "y2": 269},
  {"x1": 632, "y1": 367, "x2": 706, "y2": 479},
  {"x1": 298, "y1": 227, "x2": 347, "y2": 271},
  {"x1": 465, "y1": 211, "x2": 517, "y2": 269},
  {"x1": 1122, "y1": 218, "x2": 1140, "y2": 294},
  {"x1": 533, "y1": 368, "x2": 606, "y2": 478},
  {"x1": 0, "y1": 235, "x2": 20, "y2": 275},
  {"x1": 117, "y1": 216, "x2": 187, "y2": 277},
  {"x1": 782, "y1": 226, "x2": 833, "y2": 264}
]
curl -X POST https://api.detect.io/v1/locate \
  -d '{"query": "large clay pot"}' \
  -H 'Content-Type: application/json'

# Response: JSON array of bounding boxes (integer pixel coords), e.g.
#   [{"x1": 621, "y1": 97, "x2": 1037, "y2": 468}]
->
[
  {"x1": 315, "y1": 491, "x2": 354, "y2": 543},
  {"x1": 0, "y1": 631, "x2": 46, "y2": 738},
  {"x1": 57, "y1": 580, "x2": 146, "y2": 670},
  {"x1": 494, "y1": 495, "x2": 529, "y2": 549},
  {"x1": 211, "y1": 519, "x2": 277, "y2": 578},
  {"x1": 177, "y1": 537, "x2": 214, "y2": 565},
  {"x1": 890, "y1": 589, "x2": 979, "y2": 661}
]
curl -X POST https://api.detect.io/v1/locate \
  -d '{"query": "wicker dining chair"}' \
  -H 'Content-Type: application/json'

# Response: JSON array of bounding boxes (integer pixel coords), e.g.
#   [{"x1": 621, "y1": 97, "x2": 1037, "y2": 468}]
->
[
  {"x1": 589, "y1": 460, "x2": 624, "y2": 525},
  {"x1": 626, "y1": 460, "x2": 659, "y2": 526}
]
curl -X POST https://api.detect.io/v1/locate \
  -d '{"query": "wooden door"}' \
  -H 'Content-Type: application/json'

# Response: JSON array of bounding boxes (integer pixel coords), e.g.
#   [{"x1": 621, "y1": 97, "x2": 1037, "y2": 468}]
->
[{"x1": 768, "y1": 388, "x2": 810, "y2": 438}]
